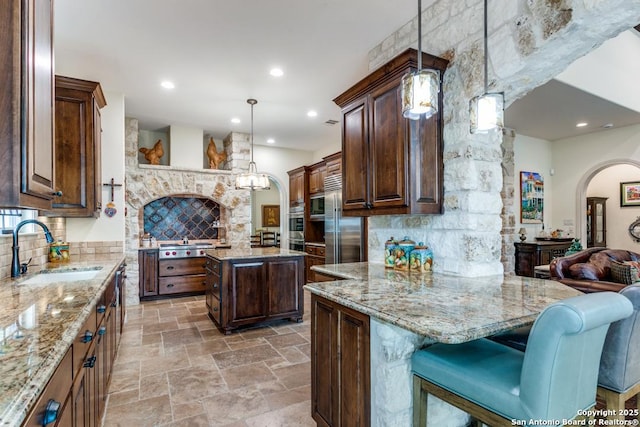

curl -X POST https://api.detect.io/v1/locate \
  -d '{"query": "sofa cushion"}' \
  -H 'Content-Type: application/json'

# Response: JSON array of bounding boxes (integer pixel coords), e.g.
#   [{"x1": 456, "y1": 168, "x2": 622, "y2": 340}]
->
[
  {"x1": 610, "y1": 260, "x2": 640, "y2": 285},
  {"x1": 569, "y1": 263, "x2": 601, "y2": 281}
]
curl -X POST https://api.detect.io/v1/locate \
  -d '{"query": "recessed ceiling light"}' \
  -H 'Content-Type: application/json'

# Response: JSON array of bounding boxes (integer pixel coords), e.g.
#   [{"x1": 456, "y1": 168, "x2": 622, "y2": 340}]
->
[
  {"x1": 576, "y1": 122, "x2": 588, "y2": 128},
  {"x1": 270, "y1": 68, "x2": 284, "y2": 77},
  {"x1": 307, "y1": 110, "x2": 318, "y2": 118},
  {"x1": 266, "y1": 138, "x2": 275, "y2": 144},
  {"x1": 161, "y1": 81, "x2": 175, "y2": 89},
  {"x1": 231, "y1": 117, "x2": 241, "y2": 124}
]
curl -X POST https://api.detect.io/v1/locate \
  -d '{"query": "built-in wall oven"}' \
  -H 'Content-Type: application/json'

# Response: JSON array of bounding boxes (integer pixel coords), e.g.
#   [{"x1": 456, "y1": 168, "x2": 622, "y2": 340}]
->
[{"x1": 289, "y1": 208, "x2": 304, "y2": 251}]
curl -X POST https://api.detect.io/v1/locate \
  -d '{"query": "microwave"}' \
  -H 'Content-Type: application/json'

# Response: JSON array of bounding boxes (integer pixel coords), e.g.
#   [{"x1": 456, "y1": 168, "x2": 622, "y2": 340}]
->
[{"x1": 310, "y1": 196, "x2": 324, "y2": 217}]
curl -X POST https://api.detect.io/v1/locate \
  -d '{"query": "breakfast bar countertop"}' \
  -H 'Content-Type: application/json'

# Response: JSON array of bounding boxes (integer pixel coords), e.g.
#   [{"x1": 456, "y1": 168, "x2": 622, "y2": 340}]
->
[
  {"x1": 306, "y1": 262, "x2": 582, "y2": 343},
  {"x1": 0, "y1": 258, "x2": 125, "y2": 426}
]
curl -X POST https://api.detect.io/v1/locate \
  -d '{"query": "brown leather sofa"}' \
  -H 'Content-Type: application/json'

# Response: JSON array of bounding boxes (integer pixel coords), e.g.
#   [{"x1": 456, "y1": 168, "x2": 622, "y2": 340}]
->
[{"x1": 550, "y1": 247, "x2": 640, "y2": 293}]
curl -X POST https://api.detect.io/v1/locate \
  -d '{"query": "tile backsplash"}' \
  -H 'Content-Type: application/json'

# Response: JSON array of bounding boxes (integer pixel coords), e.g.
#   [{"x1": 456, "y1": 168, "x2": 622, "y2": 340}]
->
[{"x1": 143, "y1": 195, "x2": 224, "y2": 241}]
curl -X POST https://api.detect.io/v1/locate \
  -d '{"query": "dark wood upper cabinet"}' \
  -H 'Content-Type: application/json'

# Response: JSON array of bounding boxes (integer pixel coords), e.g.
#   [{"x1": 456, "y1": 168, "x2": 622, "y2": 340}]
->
[
  {"x1": 45, "y1": 76, "x2": 106, "y2": 217},
  {"x1": 308, "y1": 161, "x2": 326, "y2": 197},
  {"x1": 0, "y1": 0, "x2": 56, "y2": 209},
  {"x1": 334, "y1": 48, "x2": 448, "y2": 216},
  {"x1": 288, "y1": 166, "x2": 308, "y2": 208}
]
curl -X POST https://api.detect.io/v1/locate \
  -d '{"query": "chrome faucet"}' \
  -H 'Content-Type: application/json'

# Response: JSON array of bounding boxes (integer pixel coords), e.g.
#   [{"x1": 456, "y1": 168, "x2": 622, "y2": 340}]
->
[{"x1": 11, "y1": 219, "x2": 55, "y2": 278}]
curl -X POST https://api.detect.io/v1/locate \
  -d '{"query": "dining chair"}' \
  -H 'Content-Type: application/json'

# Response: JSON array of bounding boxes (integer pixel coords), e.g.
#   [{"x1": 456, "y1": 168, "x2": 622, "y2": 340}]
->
[
  {"x1": 261, "y1": 231, "x2": 276, "y2": 247},
  {"x1": 597, "y1": 284, "x2": 640, "y2": 422},
  {"x1": 412, "y1": 292, "x2": 633, "y2": 426},
  {"x1": 250, "y1": 234, "x2": 261, "y2": 247}
]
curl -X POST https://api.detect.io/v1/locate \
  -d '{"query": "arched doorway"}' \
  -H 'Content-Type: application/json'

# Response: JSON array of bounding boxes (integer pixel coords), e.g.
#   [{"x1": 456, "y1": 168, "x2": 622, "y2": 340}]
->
[{"x1": 576, "y1": 159, "x2": 640, "y2": 250}]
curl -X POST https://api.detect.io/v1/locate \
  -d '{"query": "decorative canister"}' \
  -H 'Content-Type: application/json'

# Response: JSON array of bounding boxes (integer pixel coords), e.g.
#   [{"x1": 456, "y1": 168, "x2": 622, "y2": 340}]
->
[
  {"x1": 49, "y1": 241, "x2": 70, "y2": 262},
  {"x1": 394, "y1": 236, "x2": 416, "y2": 270},
  {"x1": 384, "y1": 237, "x2": 397, "y2": 269},
  {"x1": 410, "y1": 242, "x2": 433, "y2": 272}
]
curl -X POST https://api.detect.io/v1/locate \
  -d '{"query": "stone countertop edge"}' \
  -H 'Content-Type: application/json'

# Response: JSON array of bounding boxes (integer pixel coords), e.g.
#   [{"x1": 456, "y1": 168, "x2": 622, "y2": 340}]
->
[
  {"x1": 305, "y1": 262, "x2": 582, "y2": 344},
  {"x1": 204, "y1": 247, "x2": 307, "y2": 260},
  {"x1": 0, "y1": 257, "x2": 125, "y2": 426}
]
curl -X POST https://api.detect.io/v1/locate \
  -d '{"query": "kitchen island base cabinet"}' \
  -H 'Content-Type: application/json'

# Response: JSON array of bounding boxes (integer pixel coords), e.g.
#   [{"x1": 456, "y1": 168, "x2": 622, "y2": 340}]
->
[
  {"x1": 311, "y1": 294, "x2": 370, "y2": 427},
  {"x1": 206, "y1": 254, "x2": 305, "y2": 334}
]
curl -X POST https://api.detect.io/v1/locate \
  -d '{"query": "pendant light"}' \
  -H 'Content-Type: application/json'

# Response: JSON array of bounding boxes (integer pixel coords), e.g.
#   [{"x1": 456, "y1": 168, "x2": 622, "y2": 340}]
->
[
  {"x1": 235, "y1": 99, "x2": 271, "y2": 190},
  {"x1": 401, "y1": 0, "x2": 440, "y2": 120},
  {"x1": 469, "y1": 0, "x2": 504, "y2": 133}
]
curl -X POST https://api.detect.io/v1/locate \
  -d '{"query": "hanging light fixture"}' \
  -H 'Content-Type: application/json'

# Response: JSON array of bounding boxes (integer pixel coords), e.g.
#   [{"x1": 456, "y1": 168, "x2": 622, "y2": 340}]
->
[
  {"x1": 235, "y1": 99, "x2": 271, "y2": 190},
  {"x1": 401, "y1": 0, "x2": 440, "y2": 120},
  {"x1": 469, "y1": 0, "x2": 504, "y2": 133}
]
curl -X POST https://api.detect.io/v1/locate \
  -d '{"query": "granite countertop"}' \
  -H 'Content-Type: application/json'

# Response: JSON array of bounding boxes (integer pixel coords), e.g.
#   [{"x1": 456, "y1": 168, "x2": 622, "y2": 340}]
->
[
  {"x1": 205, "y1": 247, "x2": 306, "y2": 260},
  {"x1": 0, "y1": 258, "x2": 124, "y2": 426},
  {"x1": 306, "y1": 262, "x2": 582, "y2": 344}
]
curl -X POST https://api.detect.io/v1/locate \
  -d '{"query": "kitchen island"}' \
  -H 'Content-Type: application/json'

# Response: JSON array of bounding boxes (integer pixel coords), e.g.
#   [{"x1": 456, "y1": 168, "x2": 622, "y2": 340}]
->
[
  {"x1": 306, "y1": 262, "x2": 582, "y2": 426},
  {"x1": 204, "y1": 247, "x2": 306, "y2": 334},
  {"x1": 0, "y1": 258, "x2": 125, "y2": 426}
]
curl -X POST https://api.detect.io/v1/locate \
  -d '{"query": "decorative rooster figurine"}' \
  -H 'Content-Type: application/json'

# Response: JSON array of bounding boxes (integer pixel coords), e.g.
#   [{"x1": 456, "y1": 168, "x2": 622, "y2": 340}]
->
[
  {"x1": 139, "y1": 139, "x2": 164, "y2": 165},
  {"x1": 206, "y1": 137, "x2": 227, "y2": 169}
]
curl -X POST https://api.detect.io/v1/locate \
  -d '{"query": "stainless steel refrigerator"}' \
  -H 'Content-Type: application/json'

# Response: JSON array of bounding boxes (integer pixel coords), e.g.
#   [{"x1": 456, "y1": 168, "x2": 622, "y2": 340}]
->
[{"x1": 324, "y1": 175, "x2": 364, "y2": 264}]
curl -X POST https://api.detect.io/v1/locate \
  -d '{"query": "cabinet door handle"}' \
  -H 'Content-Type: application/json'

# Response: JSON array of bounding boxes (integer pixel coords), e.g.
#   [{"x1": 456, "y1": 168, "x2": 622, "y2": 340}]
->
[
  {"x1": 202, "y1": 281, "x2": 206, "y2": 286},
  {"x1": 43, "y1": 399, "x2": 61, "y2": 425},
  {"x1": 83, "y1": 355, "x2": 96, "y2": 368},
  {"x1": 97, "y1": 305, "x2": 106, "y2": 314},
  {"x1": 212, "y1": 307, "x2": 218, "y2": 312},
  {"x1": 81, "y1": 330, "x2": 93, "y2": 343},
  {"x1": 167, "y1": 283, "x2": 174, "y2": 288},
  {"x1": 51, "y1": 191, "x2": 63, "y2": 197},
  {"x1": 98, "y1": 326, "x2": 106, "y2": 336},
  {"x1": 166, "y1": 266, "x2": 175, "y2": 270}
]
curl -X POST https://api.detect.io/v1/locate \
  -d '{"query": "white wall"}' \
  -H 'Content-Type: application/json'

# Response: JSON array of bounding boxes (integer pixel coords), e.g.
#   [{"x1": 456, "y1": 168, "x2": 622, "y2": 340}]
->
[
  {"x1": 513, "y1": 134, "x2": 555, "y2": 239},
  {"x1": 66, "y1": 91, "x2": 126, "y2": 242},
  {"x1": 169, "y1": 125, "x2": 204, "y2": 169},
  {"x1": 587, "y1": 164, "x2": 640, "y2": 251},
  {"x1": 310, "y1": 140, "x2": 341, "y2": 163},
  {"x1": 551, "y1": 123, "x2": 640, "y2": 245},
  {"x1": 251, "y1": 182, "x2": 280, "y2": 234},
  {"x1": 556, "y1": 30, "x2": 640, "y2": 114},
  {"x1": 252, "y1": 145, "x2": 314, "y2": 199}
]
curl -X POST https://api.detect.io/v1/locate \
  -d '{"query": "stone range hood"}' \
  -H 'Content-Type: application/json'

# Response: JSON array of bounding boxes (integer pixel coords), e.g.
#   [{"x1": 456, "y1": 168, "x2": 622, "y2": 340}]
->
[{"x1": 123, "y1": 118, "x2": 253, "y2": 305}]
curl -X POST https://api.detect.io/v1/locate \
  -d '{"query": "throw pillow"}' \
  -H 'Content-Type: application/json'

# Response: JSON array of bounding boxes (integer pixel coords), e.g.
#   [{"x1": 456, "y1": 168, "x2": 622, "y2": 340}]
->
[
  {"x1": 610, "y1": 260, "x2": 640, "y2": 285},
  {"x1": 569, "y1": 263, "x2": 600, "y2": 280}
]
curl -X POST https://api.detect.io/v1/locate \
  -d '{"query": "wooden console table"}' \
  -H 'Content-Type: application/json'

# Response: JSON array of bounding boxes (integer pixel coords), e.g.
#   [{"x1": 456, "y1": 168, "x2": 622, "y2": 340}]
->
[{"x1": 514, "y1": 241, "x2": 572, "y2": 277}]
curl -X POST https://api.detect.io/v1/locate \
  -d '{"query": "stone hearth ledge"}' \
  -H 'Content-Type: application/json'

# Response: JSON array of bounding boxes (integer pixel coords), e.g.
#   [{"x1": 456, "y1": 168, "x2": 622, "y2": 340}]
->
[
  {"x1": 306, "y1": 262, "x2": 582, "y2": 426},
  {"x1": 0, "y1": 258, "x2": 125, "y2": 426}
]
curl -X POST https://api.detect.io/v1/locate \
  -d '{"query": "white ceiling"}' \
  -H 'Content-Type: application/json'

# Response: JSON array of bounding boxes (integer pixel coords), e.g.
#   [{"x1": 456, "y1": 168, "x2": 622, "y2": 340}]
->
[
  {"x1": 54, "y1": 1, "x2": 640, "y2": 151},
  {"x1": 54, "y1": 0, "x2": 419, "y2": 151}
]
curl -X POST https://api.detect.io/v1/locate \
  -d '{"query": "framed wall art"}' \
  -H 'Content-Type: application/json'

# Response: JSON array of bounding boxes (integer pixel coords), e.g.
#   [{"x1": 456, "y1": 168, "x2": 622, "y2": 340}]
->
[
  {"x1": 620, "y1": 181, "x2": 640, "y2": 207},
  {"x1": 261, "y1": 204, "x2": 280, "y2": 227},
  {"x1": 520, "y1": 171, "x2": 544, "y2": 223}
]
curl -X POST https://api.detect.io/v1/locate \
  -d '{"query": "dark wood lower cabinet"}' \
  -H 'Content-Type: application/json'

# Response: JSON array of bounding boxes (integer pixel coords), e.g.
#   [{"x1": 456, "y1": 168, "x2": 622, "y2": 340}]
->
[
  {"x1": 514, "y1": 241, "x2": 572, "y2": 277},
  {"x1": 311, "y1": 294, "x2": 370, "y2": 427},
  {"x1": 205, "y1": 255, "x2": 305, "y2": 334},
  {"x1": 24, "y1": 261, "x2": 126, "y2": 427}
]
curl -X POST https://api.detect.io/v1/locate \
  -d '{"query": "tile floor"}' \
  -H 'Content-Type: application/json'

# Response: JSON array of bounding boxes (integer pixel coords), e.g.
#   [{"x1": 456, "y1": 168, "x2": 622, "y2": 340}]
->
[{"x1": 103, "y1": 291, "x2": 315, "y2": 427}]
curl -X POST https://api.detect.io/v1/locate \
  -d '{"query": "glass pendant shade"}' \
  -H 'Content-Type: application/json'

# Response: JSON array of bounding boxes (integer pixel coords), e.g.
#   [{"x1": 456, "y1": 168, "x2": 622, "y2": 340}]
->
[
  {"x1": 401, "y1": 69, "x2": 440, "y2": 120},
  {"x1": 469, "y1": 92, "x2": 504, "y2": 133},
  {"x1": 235, "y1": 161, "x2": 270, "y2": 190},
  {"x1": 234, "y1": 98, "x2": 270, "y2": 191}
]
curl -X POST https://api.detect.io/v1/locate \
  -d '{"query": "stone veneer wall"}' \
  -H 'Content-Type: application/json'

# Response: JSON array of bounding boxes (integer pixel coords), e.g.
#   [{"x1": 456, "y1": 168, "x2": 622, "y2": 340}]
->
[
  {"x1": 123, "y1": 118, "x2": 253, "y2": 306},
  {"x1": 366, "y1": 0, "x2": 640, "y2": 277},
  {"x1": 363, "y1": 1, "x2": 640, "y2": 425}
]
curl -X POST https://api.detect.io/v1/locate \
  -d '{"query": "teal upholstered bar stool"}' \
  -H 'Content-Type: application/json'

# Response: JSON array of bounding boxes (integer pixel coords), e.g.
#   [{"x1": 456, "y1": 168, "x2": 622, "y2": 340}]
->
[
  {"x1": 412, "y1": 292, "x2": 633, "y2": 426},
  {"x1": 597, "y1": 284, "x2": 640, "y2": 422}
]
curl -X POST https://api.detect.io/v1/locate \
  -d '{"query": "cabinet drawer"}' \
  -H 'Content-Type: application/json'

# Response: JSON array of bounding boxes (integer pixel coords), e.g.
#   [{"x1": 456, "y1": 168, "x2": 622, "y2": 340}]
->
[
  {"x1": 209, "y1": 294, "x2": 222, "y2": 324},
  {"x1": 205, "y1": 258, "x2": 221, "y2": 275},
  {"x1": 159, "y1": 258, "x2": 207, "y2": 277},
  {"x1": 306, "y1": 245, "x2": 326, "y2": 257},
  {"x1": 23, "y1": 348, "x2": 73, "y2": 427},
  {"x1": 159, "y1": 274, "x2": 207, "y2": 294},
  {"x1": 72, "y1": 310, "x2": 97, "y2": 378}
]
